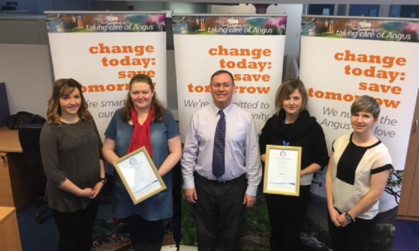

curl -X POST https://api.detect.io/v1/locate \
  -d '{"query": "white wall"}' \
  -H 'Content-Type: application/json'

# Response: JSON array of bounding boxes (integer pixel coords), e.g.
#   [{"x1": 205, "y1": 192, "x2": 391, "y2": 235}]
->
[
  {"x1": 269, "y1": 4, "x2": 303, "y2": 79},
  {"x1": 0, "y1": 15, "x2": 48, "y2": 44},
  {"x1": 0, "y1": 44, "x2": 53, "y2": 117},
  {"x1": 210, "y1": 3, "x2": 256, "y2": 14}
]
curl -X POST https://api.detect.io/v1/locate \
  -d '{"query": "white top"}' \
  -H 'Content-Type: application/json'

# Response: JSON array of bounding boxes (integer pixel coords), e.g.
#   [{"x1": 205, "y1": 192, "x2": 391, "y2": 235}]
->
[
  {"x1": 331, "y1": 134, "x2": 393, "y2": 219},
  {"x1": 181, "y1": 103, "x2": 262, "y2": 196}
]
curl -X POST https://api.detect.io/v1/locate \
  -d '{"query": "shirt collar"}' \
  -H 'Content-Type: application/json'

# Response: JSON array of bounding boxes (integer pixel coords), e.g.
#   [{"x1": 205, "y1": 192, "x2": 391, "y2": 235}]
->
[{"x1": 211, "y1": 102, "x2": 233, "y2": 116}]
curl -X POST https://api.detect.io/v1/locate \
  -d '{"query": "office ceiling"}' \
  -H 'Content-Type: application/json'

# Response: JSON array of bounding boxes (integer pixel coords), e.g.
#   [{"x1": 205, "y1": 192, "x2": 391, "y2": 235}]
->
[{"x1": 98, "y1": 0, "x2": 419, "y2": 5}]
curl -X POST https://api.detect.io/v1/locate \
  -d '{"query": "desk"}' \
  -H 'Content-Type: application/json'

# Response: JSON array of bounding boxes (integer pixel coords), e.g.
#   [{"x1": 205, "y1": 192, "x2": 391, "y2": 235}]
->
[
  {"x1": 0, "y1": 207, "x2": 22, "y2": 251},
  {"x1": 0, "y1": 126, "x2": 21, "y2": 152},
  {"x1": 0, "y1": 126, "x2": 42, "y2": 211}
]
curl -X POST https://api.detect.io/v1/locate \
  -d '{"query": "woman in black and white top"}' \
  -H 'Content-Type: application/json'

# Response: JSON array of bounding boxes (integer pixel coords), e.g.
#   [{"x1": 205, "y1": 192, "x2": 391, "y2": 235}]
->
[{"x1": 325, "y1": 95, "x2": 393, "y2": 251}]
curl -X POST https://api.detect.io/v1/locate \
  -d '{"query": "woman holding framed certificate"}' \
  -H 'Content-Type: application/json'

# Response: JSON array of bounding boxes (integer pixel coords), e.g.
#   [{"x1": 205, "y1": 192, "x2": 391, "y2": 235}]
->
[
  {"x1": 325, "y1": 95, "x2": 393, "y2": 251},
  {"x1": 259, "y1": 79, "x2": 329, "y2": 251},
  {"x1": 102, "y1": 74, "x2": 182, "y2": 251}
]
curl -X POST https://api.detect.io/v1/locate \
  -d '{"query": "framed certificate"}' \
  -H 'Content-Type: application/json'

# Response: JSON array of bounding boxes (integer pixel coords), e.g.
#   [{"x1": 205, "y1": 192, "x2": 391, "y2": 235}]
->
[
  {"x1": 263, "y1": 145, "x2": 302, "y2": 196},
  {"x1": 113, "y1": 146, "x2": 166, "y2": 205}
]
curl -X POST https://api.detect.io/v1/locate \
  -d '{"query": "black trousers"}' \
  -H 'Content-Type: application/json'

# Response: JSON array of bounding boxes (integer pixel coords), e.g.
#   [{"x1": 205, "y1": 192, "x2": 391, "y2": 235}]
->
[
  {"x1": 127, "y1": 215, "x2": 164, "y2": 245},
  {"x1": 194, "y1": 173, "x2": 247, "y2": 251},
  {"x1": 265, "y1": 185, "x2": 311, "y2": 251},
  {"x1": 52, "y1": 200, "x2": 99, "y2": 251},
  {"x1": 328, "y1": 213, "x2": 377, "y2": 251}
]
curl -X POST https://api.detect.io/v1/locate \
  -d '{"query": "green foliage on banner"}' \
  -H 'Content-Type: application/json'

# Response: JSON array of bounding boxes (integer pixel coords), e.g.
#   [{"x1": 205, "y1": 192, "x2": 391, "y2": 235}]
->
[
  {"x1": 369, "y1": 223, "x2": 395, "y2": 251},
  {"x1": 180, "y1": 185, "x2": 271, "y2": 248},
  {"x1": 181, "y1": 193, "x2": 197, "y2": 245}
]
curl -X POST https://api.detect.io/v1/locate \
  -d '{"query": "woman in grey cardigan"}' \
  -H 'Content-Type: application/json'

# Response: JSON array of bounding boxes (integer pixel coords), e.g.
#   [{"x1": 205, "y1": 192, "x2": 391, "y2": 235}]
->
[{"x1": 40, "y1": 78, "x2": 105, "y2": 251}]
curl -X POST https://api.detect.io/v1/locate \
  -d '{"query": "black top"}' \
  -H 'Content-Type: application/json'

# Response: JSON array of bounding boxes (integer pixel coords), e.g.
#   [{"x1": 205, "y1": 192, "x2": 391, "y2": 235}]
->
[{"x1": 259, "y1": 109, "x2": 329, "y2": 172}]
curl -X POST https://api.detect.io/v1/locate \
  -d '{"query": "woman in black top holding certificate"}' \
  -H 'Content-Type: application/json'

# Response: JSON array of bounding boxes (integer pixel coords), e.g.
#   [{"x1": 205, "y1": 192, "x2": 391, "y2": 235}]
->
[{"x1": 259, "y1": 79, "x2": 328, "y2": 251}]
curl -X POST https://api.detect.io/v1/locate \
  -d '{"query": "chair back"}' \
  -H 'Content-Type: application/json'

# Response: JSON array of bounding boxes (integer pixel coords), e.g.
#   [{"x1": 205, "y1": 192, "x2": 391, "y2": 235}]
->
[
  {"x1": 18, "y1": 124, "x2": 50, "y2": 223},
  {"x1": 18, "y1": 124, "x2": 43, "y2": 169}
]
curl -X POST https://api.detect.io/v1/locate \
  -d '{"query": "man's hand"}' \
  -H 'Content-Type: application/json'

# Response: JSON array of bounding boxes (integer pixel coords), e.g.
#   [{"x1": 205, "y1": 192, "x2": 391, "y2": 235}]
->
[
  {"x1": 243, "y1": 194, "x2": 256, "y2": 207},
  {"x1": 185, "y1": 188, "x2": 198, "y2": 203}
]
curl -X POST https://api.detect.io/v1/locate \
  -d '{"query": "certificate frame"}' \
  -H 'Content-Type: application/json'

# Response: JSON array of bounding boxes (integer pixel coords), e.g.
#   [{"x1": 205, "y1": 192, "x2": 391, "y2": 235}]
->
[
  {"x1": 113, "y1": 146, "x2": 166, "y2": 205},
  {"x1": 263, "y1": 144, "x2": 302, "y2": 196}
]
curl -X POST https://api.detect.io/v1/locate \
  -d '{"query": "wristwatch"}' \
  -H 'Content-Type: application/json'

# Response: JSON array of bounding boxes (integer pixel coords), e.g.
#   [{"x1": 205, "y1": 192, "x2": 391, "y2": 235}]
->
[
  {"x1": 99, "y1": 177, "x2": 107, "y2": 184},
  {"x1": 345, "y1": 212, "x2": 355, "y2": 222}
]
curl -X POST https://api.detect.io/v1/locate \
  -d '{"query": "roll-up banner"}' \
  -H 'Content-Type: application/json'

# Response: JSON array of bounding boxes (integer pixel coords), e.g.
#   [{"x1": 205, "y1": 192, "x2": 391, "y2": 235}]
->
[
  {"x1": 300, "y1": 15, "x2": 419, "y2": 172},
  {"x1": 45, "y1": 11, "x2": 167, "y2": 139},
  {"x1": 172, "y1": 14, "x2": 287, "y2": 140},
  {"x1": 300, "y1": 16, "x2": 419, "y2": 249}
]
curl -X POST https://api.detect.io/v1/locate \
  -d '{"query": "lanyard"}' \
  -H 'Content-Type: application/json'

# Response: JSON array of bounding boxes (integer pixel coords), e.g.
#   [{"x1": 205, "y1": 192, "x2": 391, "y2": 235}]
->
[{"x1": 282, "y1": 118, "x2": 290, "y2": 146}]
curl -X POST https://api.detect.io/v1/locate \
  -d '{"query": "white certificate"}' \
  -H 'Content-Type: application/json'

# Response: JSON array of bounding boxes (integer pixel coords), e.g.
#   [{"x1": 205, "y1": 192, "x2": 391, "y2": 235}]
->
[
  {"x1": 113, "y1": 146, "x2": 166, "y2": 204},
  {"x1": 263, "y1": 145, "x2": 301, "y2": 196}
]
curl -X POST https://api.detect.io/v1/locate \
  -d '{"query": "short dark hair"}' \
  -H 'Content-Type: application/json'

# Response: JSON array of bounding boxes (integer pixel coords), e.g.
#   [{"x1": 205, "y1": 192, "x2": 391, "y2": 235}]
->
[
  {"x1": 210, "y1": 70, "x2": 234, "y2": 85},
  {"x1": 351, "y1": 95, "x2": 380, "y2": 119}
]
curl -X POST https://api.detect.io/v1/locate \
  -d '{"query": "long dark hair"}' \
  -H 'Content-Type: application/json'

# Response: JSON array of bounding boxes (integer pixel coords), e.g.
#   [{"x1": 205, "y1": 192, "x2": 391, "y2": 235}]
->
[{"x1": 121, "y1": 74, "x2": 166, "y2": 123}]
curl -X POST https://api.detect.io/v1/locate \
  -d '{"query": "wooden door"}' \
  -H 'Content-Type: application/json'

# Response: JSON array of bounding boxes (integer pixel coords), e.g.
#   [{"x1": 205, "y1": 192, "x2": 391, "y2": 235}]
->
[{"x1": 398, "y1": 90, "x2": 419, "y2": 220}]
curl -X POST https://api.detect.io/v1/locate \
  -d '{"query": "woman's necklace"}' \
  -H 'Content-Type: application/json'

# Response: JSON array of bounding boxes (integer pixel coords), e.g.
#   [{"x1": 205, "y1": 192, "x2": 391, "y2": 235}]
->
[{"x1": 60, "y1": 116, "x2": 80, "y2": 124}]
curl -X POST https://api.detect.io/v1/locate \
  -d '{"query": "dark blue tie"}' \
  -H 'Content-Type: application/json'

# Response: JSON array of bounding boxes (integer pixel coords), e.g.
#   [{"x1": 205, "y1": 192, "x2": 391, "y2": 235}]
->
[{"x1": 212, "y1": 110, "x2": 226, "y2": 178}]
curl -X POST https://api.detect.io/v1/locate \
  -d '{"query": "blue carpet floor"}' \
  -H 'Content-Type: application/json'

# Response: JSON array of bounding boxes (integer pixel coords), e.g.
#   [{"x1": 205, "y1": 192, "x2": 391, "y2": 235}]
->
[
  {"x1": 17, "y1": 202, "x2": 58, "y2": 251},
  {"x1": 17, "y1": 200, "x2": 114, "y2": 251},
  {"x1": 17, "y1": 201, "x2": 419, "y2": 250},
  {"x1": 393, "y1": 220, "x2": 419, "y2": 251}
]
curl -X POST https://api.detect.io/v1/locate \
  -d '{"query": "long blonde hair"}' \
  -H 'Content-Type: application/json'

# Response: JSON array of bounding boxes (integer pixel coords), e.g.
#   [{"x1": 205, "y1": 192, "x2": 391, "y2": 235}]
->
[{"x1": 46, "y1": 78, "x2": 91, "y2": 124}]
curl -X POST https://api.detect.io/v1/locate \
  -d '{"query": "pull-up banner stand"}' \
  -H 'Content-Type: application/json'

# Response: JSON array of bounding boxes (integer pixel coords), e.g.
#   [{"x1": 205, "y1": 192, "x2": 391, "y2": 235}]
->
[
  {"x1": 45, "y1": 11, "x2": 167, "y2": 138},
  {"x1": 300, "y1": 15, "x2": 419, "y2": 250},
  {"x1": 172, "y1": 14, "x2": 287, "y2": 139},
  {"x1": 300, "y1": 15, "x2": 419, "y2": 171}
]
